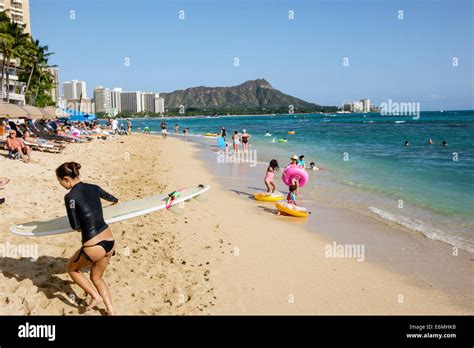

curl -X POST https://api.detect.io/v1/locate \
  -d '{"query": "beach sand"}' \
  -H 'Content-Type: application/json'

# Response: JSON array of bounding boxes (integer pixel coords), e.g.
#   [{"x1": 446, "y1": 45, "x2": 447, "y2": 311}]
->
[{"x1": 0, "y1": 134, "x2": 471, "y2": 315}]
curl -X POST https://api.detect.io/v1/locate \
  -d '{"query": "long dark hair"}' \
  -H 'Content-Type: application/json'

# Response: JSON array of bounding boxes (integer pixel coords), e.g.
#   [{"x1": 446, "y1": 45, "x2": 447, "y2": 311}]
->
[
  {"x1": 269, "y1": 159, "x2": 279, "y2": 172},
  {"x1": 56, "y1": 162, "x2": 81, "y2": 179}
]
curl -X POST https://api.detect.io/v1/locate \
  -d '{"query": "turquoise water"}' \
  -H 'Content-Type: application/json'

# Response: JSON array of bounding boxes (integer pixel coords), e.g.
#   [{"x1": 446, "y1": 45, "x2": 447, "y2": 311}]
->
[{"x1": 128, "y1": 111, "x2": 474, "y2": 251}]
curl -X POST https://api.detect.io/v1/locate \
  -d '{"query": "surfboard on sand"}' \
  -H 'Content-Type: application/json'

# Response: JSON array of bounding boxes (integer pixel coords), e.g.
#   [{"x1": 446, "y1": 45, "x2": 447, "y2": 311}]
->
[{"x1": 10, "y1": 185, "x2": 210, "y2": 237}]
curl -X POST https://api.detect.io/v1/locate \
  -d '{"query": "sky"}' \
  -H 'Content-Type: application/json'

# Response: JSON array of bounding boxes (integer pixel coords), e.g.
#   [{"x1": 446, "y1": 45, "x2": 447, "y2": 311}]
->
[{"x1": 30, "y1": 0, "x2": 473, "y2": 110}]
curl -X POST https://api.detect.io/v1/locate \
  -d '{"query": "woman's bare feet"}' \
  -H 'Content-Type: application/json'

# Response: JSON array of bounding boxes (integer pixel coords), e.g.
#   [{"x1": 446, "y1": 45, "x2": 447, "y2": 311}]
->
[{"x1": 86, "y1": 296, "x2": 103, "y2": 311}]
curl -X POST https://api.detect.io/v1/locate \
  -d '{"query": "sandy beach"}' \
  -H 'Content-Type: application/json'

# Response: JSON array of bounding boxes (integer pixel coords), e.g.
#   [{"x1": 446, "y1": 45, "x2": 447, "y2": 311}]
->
[{"x1": 0, "y1": 134, "x2": 472, "y2": 315}]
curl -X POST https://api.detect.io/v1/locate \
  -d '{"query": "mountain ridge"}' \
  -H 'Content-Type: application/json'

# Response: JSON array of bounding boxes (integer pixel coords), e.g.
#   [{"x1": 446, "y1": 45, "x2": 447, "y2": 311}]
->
[{"x1": 160, "y1": 79, "x2": 333, "y2": 112}]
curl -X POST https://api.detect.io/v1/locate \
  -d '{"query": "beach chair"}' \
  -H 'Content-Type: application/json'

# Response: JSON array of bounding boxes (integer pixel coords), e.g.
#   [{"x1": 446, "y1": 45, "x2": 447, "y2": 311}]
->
[
  {"x1": 17, "y1": 124, "x2": 65, "y2": 153},
  {"x1": 27, "y1": 121, "x2": 75, "y2": 143}
]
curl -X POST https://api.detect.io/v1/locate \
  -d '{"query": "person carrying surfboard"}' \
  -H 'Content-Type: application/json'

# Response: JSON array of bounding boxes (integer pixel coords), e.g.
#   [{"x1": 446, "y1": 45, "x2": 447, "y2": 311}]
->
[{"x1": 56, "y1": 162, "x2": 119, "y2": 315}]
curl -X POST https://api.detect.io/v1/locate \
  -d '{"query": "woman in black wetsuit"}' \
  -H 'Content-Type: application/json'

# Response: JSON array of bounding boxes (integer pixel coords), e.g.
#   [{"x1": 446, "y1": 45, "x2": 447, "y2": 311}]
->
[{"x1": 56, "y1": 162, "x2": 118, "y2": 315}]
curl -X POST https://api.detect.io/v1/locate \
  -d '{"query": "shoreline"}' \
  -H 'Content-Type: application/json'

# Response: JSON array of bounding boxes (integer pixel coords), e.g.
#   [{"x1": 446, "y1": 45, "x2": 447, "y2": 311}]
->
[
  {"x1": 171, "y1": 132, "x2": 474, "y2": 253},
  {"x1": 173, "y1": 134, "x2": 473, "y2": 313},
  {"x1": 0, "y1": 134, "x2": 472, "y2": 314}
]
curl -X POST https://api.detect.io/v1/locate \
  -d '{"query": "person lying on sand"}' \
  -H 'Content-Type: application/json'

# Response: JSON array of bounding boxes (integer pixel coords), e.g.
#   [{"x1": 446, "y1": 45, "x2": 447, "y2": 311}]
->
[
  {"x1": 6, "y1": 130, "x2": 32, "y2": 162},
  {"x1": 56, "y1": 162, "x2": 119, "y2": 315},
  {"x1": 22, "y1": 131, "x2": 65, "y2": 150}
]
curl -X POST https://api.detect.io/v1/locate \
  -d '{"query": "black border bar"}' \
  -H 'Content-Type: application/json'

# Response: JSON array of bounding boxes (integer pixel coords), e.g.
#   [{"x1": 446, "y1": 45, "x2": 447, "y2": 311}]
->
[{"x1": 0, "y1": 315, "x2": 472, "y2": 346}]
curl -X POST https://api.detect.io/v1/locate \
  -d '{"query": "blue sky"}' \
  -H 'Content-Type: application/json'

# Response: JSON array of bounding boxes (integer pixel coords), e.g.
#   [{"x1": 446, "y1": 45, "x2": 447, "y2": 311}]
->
[{"x1": 31, "y1": 0, "x2": 473, "y2": 110}]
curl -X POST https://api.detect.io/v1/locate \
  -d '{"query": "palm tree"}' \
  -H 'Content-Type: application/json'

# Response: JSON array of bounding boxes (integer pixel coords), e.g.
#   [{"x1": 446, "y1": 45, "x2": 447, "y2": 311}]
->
[
  {"x1": 0, "y1": 12, "x2": 55, "y2": 106},
  {"x1": 5, "y1": 20, "x2": 29, "y2": 102},
  {"x1": 23, "y1": 38, "x2": 55, "y2": 105},
  {"x1": 0, "y1": 12, "x2": 29, "y2": 102},
  {"x1": 24, "y1": 39, "x2": 53, "y2": 93}
]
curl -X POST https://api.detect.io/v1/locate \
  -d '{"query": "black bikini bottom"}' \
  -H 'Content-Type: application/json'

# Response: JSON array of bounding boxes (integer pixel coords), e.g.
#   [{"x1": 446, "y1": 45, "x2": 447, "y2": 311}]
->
[{"x1": 74, "y1": 239, "x2": 115, "y2": 263}]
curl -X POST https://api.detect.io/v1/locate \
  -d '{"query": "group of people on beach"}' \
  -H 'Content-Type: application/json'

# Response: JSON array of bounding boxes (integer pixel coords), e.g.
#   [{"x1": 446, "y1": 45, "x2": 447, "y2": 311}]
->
[
  {"x1": 219, "y1": 127, "x2": 251, "y2": 152},
  {"x1": 2, "y1": 118, "x2": 117, "y2": 164},
  {"x1": 264, "y1": 154, "x2": 323, "y2": 207},
  {"x1": 107, "y1": 118, "x2": 132, "y2": 136}
]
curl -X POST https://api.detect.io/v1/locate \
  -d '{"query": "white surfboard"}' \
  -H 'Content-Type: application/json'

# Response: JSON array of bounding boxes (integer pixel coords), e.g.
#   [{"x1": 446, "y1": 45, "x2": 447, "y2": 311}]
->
[{"x1": 10, "y1": 185, "x2": 210, "y2": 237}]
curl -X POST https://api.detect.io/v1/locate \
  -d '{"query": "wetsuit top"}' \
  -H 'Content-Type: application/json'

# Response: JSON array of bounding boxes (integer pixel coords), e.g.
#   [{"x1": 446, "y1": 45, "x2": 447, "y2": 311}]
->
[{"x1": 64, "y1": 182, "x2": 118, "y2": 243}]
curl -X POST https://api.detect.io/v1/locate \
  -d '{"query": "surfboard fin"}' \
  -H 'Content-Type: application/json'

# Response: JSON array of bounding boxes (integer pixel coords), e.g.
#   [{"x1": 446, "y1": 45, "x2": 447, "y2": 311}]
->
[
  {"x1": 192, "y1": 195, "x2": 208, "y2": 202},
  {"x1": 168, "y1": 205, "x2": 185, "y2": 215}
]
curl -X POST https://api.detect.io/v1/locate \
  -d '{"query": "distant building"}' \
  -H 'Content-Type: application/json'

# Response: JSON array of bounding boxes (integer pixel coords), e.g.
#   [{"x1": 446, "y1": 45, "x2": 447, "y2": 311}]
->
[
  {"x1": 342, "y1": 103, "x2": 352, "y2": 112},
  {"x1": 0, "y1": 0, "x2": 31, "y2": 34},
  {"x1": 63, "y1": 80, "x2": 87, "y2": 99},
  {"x1": 361, "y1": 99, "x2": 370, "y2": 113},
  {"x1": 0, "y1": 53, "x2": 25, "y2": 105},
  {"x1": 370, "y1": 103, "x2": 380, "y2": 112},
  {"x1": 141, "y1": 92, "x2": 165, "y2": 114},
  {"x1": 351, "y1": 101, "x2": 363, "y2": 113},
  {"x1": 121, "y1": 91, "x2": 142, "y2": 112},
  {"x1": 93, "y1": 86, "x2": 111, "y2": 113},
  {"x1": 141, "y1": 92, "x2": 155, "y2": 112},
  {"x1": 110, "y1": 87, "x2": 122, "y2": 114},
  {"x1": 155, "y1": 96, "x2": 165, "y2": 114}
]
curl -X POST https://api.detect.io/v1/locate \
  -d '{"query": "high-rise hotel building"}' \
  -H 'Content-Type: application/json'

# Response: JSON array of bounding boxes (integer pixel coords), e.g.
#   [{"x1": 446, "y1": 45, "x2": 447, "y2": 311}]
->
[
  {"x1": 0, "y1": 0, "x2": 31, "y2": 34},
  {"x1": 93, "y1": 86, "x2": 111, "y2": 113},
  {"x1": 121, "y1": 91, "x2": 143, "y2": 113},
  {"x1": 110, "y1": 88, "x2": 122, "y2": 113},
  {"x1": 63, "y1": 80, "x2": 87, "y2": 100}
]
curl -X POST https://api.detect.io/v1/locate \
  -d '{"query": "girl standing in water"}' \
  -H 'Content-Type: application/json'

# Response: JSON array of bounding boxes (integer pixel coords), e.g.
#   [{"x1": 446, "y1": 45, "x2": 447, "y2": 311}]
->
[
  {"x1": 56, "y1": 162, "x2": 119, "y2": 315},
  {"x1": 232, "y1": 130, "x2": 240, "y2": 153},
  {"x1": 264, "y1": 159, "x2": 279, "y2": 193}
]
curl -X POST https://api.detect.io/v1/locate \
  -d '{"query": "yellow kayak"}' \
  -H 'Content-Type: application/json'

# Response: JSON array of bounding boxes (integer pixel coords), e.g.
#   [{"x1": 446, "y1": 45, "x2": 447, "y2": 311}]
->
[
  {"x1": 254, "y1": 192, "x2": 284, "y2": 202},
  {"x1": 288, "y1": 131, "x2": 296, "y2": 134},
  {"x1": 275, "y1": 201, "x2": 309, "y2": 217},
  {"x1": 205, "y1": 133, "x2": 219, "y2": 137}
]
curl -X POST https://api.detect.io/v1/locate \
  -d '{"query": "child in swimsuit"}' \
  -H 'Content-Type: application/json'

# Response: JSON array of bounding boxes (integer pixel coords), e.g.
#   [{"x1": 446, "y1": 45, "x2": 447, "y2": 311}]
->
[
  {"x1": 287, "y1": 185, "x2": 298, "y2": 205},
  {"x1": 298, "y1": 155, "x2": 306, "y2": 168},
  {"x1": 264, "y1": 159, "x2": 279, "y2": 193},
  {"x1": 232, "y1": 130, "x2": 240, "y2": 153},
  {"x1": 310, "y1": 161, "x2": 325, "y2": 171},
  {"x1": 286, "y1": 155, "x2": 300, "y2": 195}
]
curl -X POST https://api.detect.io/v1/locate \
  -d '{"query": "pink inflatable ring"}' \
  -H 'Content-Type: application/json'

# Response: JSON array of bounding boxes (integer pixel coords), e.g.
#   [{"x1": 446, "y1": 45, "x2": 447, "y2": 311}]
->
[{"x1": 282, "y1": 166, "x2": 309, "y2": 187}]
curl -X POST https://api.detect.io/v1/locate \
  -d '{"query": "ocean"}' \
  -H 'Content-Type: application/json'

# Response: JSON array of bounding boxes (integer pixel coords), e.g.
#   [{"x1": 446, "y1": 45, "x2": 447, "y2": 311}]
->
[{"x1": 127, "y1": 111, "x2": 474, "y2": 252}]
